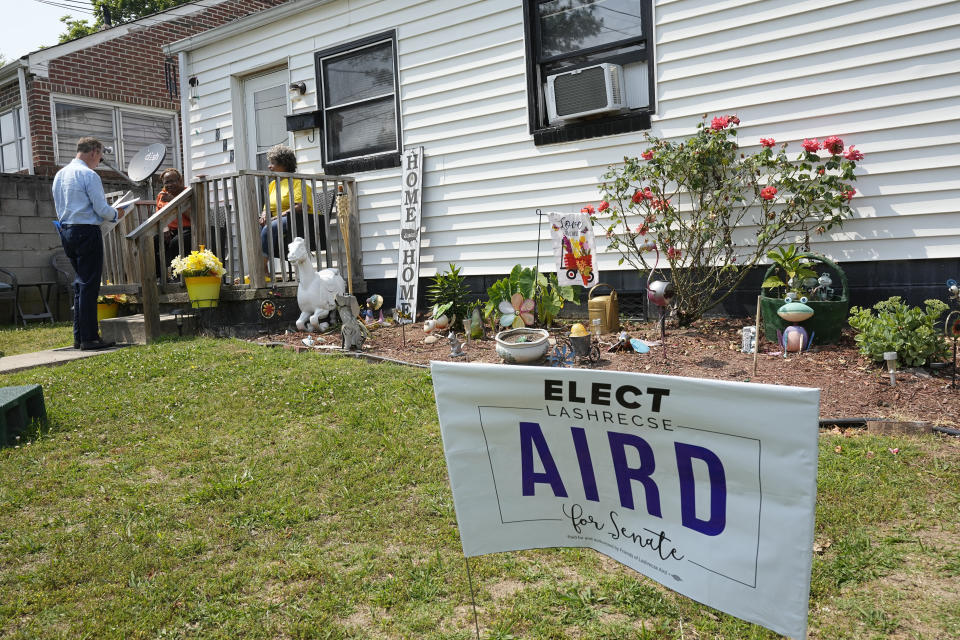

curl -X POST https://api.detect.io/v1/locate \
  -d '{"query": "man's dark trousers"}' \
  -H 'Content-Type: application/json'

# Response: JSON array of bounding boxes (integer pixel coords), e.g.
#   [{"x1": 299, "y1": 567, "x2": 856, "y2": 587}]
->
[{"x1": 59, "y1": 224, "x2": 103, "y2": 345}]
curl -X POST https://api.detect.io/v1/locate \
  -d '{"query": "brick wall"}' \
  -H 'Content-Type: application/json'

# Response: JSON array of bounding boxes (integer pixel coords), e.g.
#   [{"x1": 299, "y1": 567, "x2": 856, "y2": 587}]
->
[
  {"x1": 26, "y1": 0, "x2": 291, "y2": 176},
  {"x1": 0, "y1": 173, "x2": 129, "y2": 324},
  {"x1": 0, "y1": 82, "x2": 20, "y2": 113}
]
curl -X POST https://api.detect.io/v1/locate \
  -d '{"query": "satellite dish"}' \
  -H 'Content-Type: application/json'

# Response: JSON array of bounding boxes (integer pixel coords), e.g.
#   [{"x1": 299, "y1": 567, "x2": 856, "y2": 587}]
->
[{"x1": 126, "y1": 143, "x2": 167, "y2": 183}]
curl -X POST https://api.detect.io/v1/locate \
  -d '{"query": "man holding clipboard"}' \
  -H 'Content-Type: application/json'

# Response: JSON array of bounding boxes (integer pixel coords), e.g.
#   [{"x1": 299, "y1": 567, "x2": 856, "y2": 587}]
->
[{"x1": 53, "y1": 137, "x2": 130, "y2": 351}]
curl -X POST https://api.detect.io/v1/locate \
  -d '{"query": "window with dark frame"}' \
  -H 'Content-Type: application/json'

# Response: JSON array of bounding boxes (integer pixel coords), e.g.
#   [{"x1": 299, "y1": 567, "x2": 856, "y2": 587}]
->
[
  {"x1": 523, "y1": 0, "x2": 655, "y2": 146},
  {"x1": 314, "y1": 31, "x2": 402, "y2": 174}
]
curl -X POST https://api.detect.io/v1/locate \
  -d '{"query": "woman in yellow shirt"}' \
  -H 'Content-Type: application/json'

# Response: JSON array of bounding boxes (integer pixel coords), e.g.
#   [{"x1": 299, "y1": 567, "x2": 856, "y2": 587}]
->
[{"x1": 258, "y1": 145, "x2": 324, "y2": 260}]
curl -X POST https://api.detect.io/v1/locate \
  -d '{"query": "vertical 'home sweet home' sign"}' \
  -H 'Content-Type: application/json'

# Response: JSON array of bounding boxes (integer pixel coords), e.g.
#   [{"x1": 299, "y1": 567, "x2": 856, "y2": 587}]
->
[{"x1": 395, "y1": 146, "x2": 424, "y2": 322}]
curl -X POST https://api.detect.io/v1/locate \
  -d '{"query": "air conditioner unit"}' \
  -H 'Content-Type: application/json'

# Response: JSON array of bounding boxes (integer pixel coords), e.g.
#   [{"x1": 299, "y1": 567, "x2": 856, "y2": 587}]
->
[{"x1": 546, "y1": 62, "x2": 626, "y2": 122}]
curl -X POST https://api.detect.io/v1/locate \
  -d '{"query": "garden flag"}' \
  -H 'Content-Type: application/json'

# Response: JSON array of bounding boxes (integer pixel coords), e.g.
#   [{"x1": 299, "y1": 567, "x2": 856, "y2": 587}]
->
[
  {"x1": 432, "y1": 362, "x2": 820, "y2": 639},
  {"x1": 549, "y1": 212, "x2": 598, "y2": 287}
]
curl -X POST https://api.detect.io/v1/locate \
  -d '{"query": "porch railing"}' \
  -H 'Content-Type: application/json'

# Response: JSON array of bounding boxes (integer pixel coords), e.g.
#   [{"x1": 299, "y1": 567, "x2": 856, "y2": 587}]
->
[{"x1": 102, "y1": 170, "x2": 361, "y2": 342}]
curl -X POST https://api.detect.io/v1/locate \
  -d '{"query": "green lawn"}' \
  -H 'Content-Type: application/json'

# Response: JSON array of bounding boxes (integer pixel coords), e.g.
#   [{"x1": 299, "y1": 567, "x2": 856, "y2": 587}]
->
[
  {"x1": 0, "y1": 337, "x2": 957, "y2": 639},
  {"x1": 0, "y1": 322, "x2": 73, "y2": 356}
]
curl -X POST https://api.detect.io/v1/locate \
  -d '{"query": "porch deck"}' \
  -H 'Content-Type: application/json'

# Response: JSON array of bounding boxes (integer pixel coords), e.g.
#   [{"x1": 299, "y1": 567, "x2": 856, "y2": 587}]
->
[{"x1": 99, "y1": 170, "x2": 365, "y2": 342}]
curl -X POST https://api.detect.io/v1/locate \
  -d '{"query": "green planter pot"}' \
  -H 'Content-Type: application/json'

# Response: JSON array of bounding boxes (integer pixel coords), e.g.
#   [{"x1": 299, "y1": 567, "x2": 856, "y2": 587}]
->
[{"x1": 760, "y1": 253, "x2": 849, "y2": 345}]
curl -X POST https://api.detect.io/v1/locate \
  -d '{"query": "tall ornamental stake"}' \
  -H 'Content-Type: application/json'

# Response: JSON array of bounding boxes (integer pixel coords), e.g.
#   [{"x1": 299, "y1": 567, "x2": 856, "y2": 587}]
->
[
  {"x1": 946, "y1": 279, "x2": 960, "y2": 389},
  {"x1": 395, "y1": 147, "x2": 424, "y2": 324}
]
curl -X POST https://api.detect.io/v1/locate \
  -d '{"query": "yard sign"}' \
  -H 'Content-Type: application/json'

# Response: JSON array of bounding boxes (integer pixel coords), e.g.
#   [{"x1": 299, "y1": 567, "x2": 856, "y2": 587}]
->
[
  {"x1": 395, "y1": 146, "x2": 424, "y2": 322},
  {"x1": 548, "y1": 211, "x2": 598, "y2": 287},
  {"x1": 432, "y1": 362, "x2": 819, "y2": 639}
]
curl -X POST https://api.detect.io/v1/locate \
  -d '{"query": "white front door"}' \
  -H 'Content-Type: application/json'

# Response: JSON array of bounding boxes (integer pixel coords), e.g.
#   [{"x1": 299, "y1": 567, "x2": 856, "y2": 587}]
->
[{"x1": 243, "y1": 69, "x2": 288, "y2": 170}]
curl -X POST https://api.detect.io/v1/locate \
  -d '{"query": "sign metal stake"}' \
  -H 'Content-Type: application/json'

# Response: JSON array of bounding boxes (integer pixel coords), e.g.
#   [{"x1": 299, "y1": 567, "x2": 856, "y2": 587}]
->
[{"x1": 464, "y1": 556, "x2": 481, "y2": 640}]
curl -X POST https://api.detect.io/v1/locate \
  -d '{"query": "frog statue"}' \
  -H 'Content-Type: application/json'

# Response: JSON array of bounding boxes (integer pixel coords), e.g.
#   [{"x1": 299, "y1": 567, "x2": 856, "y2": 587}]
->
[{"x1": 776, "y1": 296, "x2": 815, "y2": 356}]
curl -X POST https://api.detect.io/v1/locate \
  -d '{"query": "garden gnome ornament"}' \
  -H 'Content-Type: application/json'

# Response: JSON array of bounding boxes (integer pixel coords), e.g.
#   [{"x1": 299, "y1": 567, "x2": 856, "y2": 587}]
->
[
  {"x1": 361, "y1": 294, "x2": 384, "y2": 325},
  {"x1": 288, "y1": 237, "x2": 346, "y2": 332},
  {"x1": 777, "y1": 296, "x2": 815, "y2": 356}
]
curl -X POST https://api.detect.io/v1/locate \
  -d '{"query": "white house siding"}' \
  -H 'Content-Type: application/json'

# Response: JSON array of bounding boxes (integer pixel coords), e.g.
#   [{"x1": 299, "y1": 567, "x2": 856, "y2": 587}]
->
[{"x1": 176, "y1": 0, "x2": 960, "y2": 283}]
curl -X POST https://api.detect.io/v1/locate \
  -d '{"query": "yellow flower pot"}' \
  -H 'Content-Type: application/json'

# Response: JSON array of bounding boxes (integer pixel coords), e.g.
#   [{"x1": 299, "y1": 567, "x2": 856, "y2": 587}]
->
[
  {"x1": 97, "y1": 302, "x2": 119, "y2": 322},
  {"x1": 184, "y1": 275, "x2": 221, "y2": 308}
]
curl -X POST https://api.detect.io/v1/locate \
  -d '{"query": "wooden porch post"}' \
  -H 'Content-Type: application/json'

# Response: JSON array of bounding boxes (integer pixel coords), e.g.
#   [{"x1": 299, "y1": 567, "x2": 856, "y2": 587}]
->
[
  {"x1": 135, "y1": 236, "x2": 160, "y2": 343},
  {"x1": 238, "y1": 173, "x2": 266, "y2": 288}
]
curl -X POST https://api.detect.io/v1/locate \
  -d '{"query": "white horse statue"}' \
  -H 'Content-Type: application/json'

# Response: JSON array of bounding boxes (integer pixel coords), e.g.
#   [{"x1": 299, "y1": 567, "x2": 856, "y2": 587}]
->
[{"x1": 287, "y1": 236, "x2": 346, "y2": 332}]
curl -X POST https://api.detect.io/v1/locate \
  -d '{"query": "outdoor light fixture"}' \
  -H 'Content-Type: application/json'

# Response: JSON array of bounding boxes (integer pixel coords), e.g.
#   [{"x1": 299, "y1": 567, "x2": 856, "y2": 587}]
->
[
  {"x1": 289, "y1": 81, "x2": 307, "y2": 101},
  {"x1": 884, "y1": 351, "x2": 898, "y2": 386},
  {"x1": 188, "y1": 76, "x2": 199, "y2": 104}
]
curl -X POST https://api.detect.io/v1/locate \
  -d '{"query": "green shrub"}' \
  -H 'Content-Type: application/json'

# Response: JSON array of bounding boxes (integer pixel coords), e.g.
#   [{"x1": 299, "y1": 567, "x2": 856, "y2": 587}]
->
[
  {"x1": 483, "y1": 265, "x2": 578, "y2": 328},
  {"x1": 426, "y1": 263, "x2": 470, "y2": 322},
  {"x1": 594, "y1": 115, "x2": 861, "y2": 326},
  {"x1": 847, "y1": 297, "x2": 949, "y2": 367}
]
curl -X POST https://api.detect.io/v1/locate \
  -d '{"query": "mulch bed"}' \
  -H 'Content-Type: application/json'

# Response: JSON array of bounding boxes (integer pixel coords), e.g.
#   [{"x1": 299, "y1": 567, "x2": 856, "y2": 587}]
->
[{"x1": 255, "y1": 316, "x2": 960, "y2": 428}]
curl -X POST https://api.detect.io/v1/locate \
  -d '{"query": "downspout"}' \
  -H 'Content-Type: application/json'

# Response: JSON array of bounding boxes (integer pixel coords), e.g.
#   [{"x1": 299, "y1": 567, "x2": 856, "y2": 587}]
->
[
  {"x1": 178, "y1": 51, "x2": 191, "y2": 183},
  {"x1": 16, "y1": 66, "x2": 34, "y2": 175}
]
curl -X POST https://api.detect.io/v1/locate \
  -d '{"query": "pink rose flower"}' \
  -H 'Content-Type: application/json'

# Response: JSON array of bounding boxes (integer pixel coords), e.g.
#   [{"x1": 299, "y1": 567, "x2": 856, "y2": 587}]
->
[
  {"x1": 581, "y1": 205, "x2": 595, "y2": 214},
  {"x1": 641, "y1": 150, "x2": 654, "y2": 160},
  {"x1": 651, "y1": 198, "x2": 670, "y2": 211},
  {"x1": 760, "y1": 137, "x2": 776, "y2": 148},
  {"x1": 635, "y1": 224, "x2": 649, "y2": 236},
  {"x1": 666, "y1": 246, "x2": 682, "y2": 260},
  {"x1": 632, "y1": 190, "x2": 644, "y2": 204},
  {"x1": 597, "y1": 201, "x2": 609, "y2": 213},
  {"x1": 760, "y1": 186, "x2": 777, "y2": 201},
  {"x1": 844, "y1": 189, "x2": 856, "y2": 201},
  {"x1": 710, "y1": 115, "x2": 730, "y2": 130},
  {"x1": 823, "y1": 136, "x2": 844, "y2": 154},
  {"x1": 728, "y1": 114, "x2": 740, "y2": 125},
  {"x1": 844, "y1": 146, "x2": 864, "y2": 161},
  {"x1": 802, "y1": 138, "x2": 821, "y2": 153}
]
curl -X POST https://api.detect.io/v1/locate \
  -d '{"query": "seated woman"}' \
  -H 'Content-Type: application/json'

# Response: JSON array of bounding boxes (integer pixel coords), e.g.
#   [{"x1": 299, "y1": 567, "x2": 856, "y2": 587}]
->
[
  {"x1": 154, "y1": 168, "x2": 191, "y2": 278},
  {"x1": 259, "y1": 145, "x2": 326, "y2": 269}
]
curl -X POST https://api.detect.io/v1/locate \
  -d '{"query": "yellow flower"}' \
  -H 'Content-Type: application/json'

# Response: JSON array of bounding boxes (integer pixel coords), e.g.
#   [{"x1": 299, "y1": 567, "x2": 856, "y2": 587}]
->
[{"x1": 170, "y1": 245, "x2": 225, "y2": 278}]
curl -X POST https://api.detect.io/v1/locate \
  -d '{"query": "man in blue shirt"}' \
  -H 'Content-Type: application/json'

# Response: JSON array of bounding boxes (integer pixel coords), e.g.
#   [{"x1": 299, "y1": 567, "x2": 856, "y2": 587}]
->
[{"x1": 53, "y1": 137, "x2": 126, "y2": 350}]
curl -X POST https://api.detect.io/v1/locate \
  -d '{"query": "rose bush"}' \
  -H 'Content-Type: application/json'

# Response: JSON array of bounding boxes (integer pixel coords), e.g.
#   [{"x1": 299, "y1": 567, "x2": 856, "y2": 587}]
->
[{"x1": 593, "y1": 114, "x2": 862, "y2": 326}]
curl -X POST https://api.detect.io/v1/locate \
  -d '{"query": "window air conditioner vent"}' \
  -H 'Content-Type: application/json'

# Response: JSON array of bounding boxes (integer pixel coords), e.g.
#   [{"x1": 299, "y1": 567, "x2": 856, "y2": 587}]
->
[{"x1": 546, "y1": 62, "x2": 626, "y2": 122}]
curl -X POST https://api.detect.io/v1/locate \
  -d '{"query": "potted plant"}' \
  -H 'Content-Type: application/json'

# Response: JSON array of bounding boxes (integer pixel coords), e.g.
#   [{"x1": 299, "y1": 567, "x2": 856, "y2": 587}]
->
[
  {"x1": 96, "y1": 292, "x2": 128, "y2": 323},
  {"x1": 171, "y1": 245, "x2": 225, "y2": 308},
  {"x1": 759, "y1": 247, "x2": 849, "y2": 344}
]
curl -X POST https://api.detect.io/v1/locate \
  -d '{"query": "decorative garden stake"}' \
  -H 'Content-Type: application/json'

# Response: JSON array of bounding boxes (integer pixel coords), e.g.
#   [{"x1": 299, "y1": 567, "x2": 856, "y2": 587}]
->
[
  {"x1": 946, "y1": 279, "x2": 960, "y2": 388},
  {"x1": 288, "y1": 237, "x2": 345, "y2": 332},
  {"x1": 777, "y1": 297, "x2": 815, "y2": 356},
  {"x1": 645, "y1": 244, "x2": 674, "y2": 345},
  {"x1": 884, "y1": 351, "x2": 898, "y2": 386}
]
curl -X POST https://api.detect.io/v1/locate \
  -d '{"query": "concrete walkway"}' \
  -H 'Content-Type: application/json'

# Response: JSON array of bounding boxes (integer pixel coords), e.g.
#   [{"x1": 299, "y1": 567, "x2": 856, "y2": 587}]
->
[{"x1": 0, "y1": 345, "x2": 128, "y2": 374}]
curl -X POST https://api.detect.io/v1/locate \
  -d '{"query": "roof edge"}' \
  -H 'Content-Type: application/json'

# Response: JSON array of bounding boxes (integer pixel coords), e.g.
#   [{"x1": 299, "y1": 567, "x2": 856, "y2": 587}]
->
[
  {"x1": 0, "y1": 59, "x2": 28, "y2": 86},
  {"x1": 22, "y1": 0, "x2": 235, "y2": 69},
  {"x1": 165, "y1": 0, "x2": 333, "y2": 55}
]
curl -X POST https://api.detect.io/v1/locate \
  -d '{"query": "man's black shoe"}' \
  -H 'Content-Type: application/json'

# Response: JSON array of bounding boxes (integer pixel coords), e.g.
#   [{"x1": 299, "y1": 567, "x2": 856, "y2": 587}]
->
[
  {"x1": 80, "y1": 339, "x2": 115, "y2": 351},
  {"x1": 73, "y1": 341, "x2": 81, "y2": 349}
]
